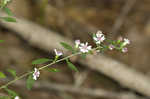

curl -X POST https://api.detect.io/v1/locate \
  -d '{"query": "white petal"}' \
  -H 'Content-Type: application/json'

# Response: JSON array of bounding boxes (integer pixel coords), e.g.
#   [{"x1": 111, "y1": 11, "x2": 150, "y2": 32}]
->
[
  {"x1": 96, "y1": 41, "x2": 101, "y2": 44},
  {"x1": 87, "y1": 46, "x2": 92, "y2": 50},
  {"x1": 84, "y1": 50, "x2": 88, "y2": 53},
  {"x1": 101, "y1": 36, "x2": 105, "y2": 41},
  {"x1": 75, "y1": 40, "x2": 80, "y2": 45},
  {"x1": 80, "y1": 43, "x2": 85, "y2": 46},
  {"x1": 14, "y1": 96, "x2": 20, "y2": 99},
  {"x1": 85, "y1": 42, "x2": 88, "y2": 46},
  {"x1": 80, "y1": 48, "x2": 86, "y2": 53},
  {"x1": 58, "y1": 52, "x2": 63, "y2": 56},
  {"x1": 33, "y1": 75, "x2": 37, "y2": 80},
  {"x1": 97, "y1": 30, "x2": 102, "y2": 34},
  {"x1": 93, "y1": 37, "x2": 98, "y2": 41},
  {"x1": 54, "y1": 49, "x2": 58, "y2": 55},
  {"x1": 96, "y1": 33, "x2": 102, "y2": 37},
  {"x1": 34, "y1": 68, "x2": 37, "y2": 72},
  {"x1": 124, "y1": 38, "x2": 130, "y2": 44}
]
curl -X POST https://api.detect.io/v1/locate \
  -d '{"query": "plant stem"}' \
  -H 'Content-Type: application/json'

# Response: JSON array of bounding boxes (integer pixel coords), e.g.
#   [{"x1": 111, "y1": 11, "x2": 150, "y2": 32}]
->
[
  {"x1": 0, "y1": 47, "x2": 99, "y2": 90},
  {"x1": 0, "y1": 52, "x2": 81, "y2": 90}
]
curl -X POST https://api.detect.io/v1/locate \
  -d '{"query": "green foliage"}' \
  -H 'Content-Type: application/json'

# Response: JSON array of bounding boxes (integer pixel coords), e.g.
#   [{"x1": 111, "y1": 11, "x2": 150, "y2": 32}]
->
[
  {"x1": 66, "y1": 59, "x2": 78, "y2": 72},
  {"x1": 0, "y1": 40, "x2": 4, "y2": 43},
  {"x1": 4, "y1": 87, "x2": 18, "y2": 97},
  {"x1": 7, "y1": 69, "x2": 17, "y2": 78},
  {"x1": 60, "y1": 42, "x2": 74, "y2": 52},
  {"x1": 46, "y1": 68, "x2": 60, "y2": 72},
  {"x1": 26, "y1": 74, "x2": 35, "y2": 90},
  {"x1": 32, "y1": 58, "x2": 52, "y2": 65},
  {"x1": 0, "y1": 0, "x2": 11, "y2": 7},
  {"x1": 4, "y1": 7, "x2": 13, "y2": 16},
  {"x1": 0, "y1": 71, "x2": 6, "y2": 78},
  {"x1": 0, "y1": 17, "x2": 16, "y2": 22},
  {"x1": 80, "y1": 53, "x2": 87, "y2": 59},
  {"x1": 0, "y1": 96, "x2": 11, "y2": 99}
]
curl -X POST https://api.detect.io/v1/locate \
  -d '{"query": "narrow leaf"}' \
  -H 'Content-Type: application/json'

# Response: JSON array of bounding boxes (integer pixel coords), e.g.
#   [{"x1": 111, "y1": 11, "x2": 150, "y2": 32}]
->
[
  {"x1": 80, "y1": 53, "x2": 87, "y2": 59},
  {"x1": 0, "y1": 40, "x2": 4, "y2": 43},
  {"x1": 60, "y1": 42, "x2": 73, "y2": 51},
  {"x1": 0, "y1": 71, "x2": 6, "y2": 78},
  {"x1": 46, "y1": 68, "x2": 60, "y2": 72},
  {"x1": 7, "y1": 69, "x2": 17, "y2": 78},
  {"x1": 4, "y1": 7, "x2": 14, "y2": 16},
  {"x1": 66, "y1": 59, "x2": 78, "y2": 72},
  {"x1": 4, "y1": 88, "x2": 18, "y2": 97},
  {"x1": 26, "y1": 74, "x2": 35, "y2": 90},
  {"x1": 0, "y1": 96, "x2": 11, "y2": 99},
  {"x1": 1, "y1": 17, "x2": 16, "y2": 22},
  {"x1": 32, "y1": 58, "x2": 52, "y2": 65}
]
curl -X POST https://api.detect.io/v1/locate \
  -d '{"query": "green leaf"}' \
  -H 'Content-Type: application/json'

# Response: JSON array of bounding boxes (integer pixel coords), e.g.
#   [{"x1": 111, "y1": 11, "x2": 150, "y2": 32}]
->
[
  {"x1": 1, "y1": 17, "x2": 16, "y2": 22},
  {"x1": 26, "y1": 74, "x2": 35, "y2": 90},
  {"x1": 66, "y1": 59, "x2": 78, "y2": 72},
  {"x1": 4, "y1": 7, "x2": 14, "y2": 16},
  {"x1": 0, "y1": 71, "x2": 6, "y2": 78},
  {"x1": 7, "y1": 69, "x2": 17, "y2": 78},
  {"x1": 92, "y1": 33, "x2": 96, "y2": 39},
  {"x1": 120, "y1": 42, "x2": 125, "y2": 48},
  {"x1": 0, "y1": 96, "x2": 11, "y2": 99},
  {"x1": 60, "y1": 42, "x2": 73, "y2": 51},
  {"x1": 80, "y1": 53, "x2": 87, "y2": 59},
  {"x1": 4, "y1": 88, "x2": 18, "y2": 97},
  {"x1": 32, "y1": 58, "x2": 52, "y2": 65},
  {"x1": 0, "y1": 40, "x2": 4, "y2": 43},
  {"x1": 46, "y1": 68, "x2": 60, "y2": 72}
]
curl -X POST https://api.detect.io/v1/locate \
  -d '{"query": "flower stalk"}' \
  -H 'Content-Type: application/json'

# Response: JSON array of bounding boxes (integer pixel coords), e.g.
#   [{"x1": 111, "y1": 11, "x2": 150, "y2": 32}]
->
[{"x1": 0, "y1": 30, "x2": 130, "y2": 99}]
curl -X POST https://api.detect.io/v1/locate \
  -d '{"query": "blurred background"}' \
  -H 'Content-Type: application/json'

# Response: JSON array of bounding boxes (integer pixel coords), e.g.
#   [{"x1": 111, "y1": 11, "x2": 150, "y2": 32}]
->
[{"x1": 1, "y1": 0, "x2": 150, "y2": 99}]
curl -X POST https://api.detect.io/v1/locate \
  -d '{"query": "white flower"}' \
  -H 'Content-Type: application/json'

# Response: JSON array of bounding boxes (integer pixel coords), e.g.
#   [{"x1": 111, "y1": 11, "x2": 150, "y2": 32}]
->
[
  {"x1": 33, "y1": 68, "x2": 40, "y2": 80},
  {"x1": 54, "y1": 49, "x2": 63, "y2": 56},
  {"x1": 109, "y1": 44, "x2": 115, "y2": 50},
  {"x1": 75, "y1": 40, "x2": 80, "y2": 48},
  {"x1": 14, "y1": 96, "x2": 19, "y2": 99},
  {"x1": 93, "y1": 30, "x2": 105, "y2": 44},
  {"x1": 123, "y1": 38, "x2": 130, "y2": 46},
  {"x1": 79, "y1": 42, "x2": 92, "y2": 53},
  {"x1": 122, "y1": 47, "x2": 128, "y2": 53}
]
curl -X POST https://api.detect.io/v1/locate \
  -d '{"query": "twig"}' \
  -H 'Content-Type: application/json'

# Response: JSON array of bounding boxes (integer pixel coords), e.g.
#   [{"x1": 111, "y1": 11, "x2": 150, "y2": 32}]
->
[
  {"x1": 1, "y1": 15, "x2": 150, "y2": 97},
  {"x1": 0, "y1": 51, "x2": 81, "y2": 90}
]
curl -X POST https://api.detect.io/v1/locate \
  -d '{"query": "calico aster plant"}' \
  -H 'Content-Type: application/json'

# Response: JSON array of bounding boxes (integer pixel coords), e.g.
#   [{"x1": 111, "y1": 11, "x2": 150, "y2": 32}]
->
[
  {"x1": 0, "y1": 30, "x2": 130, "y2": 99},
  {"x1": 0, "y1": 0, "x2": 130, "y2": 98},
  {"x1": 0, "y1": 1, "x2": 130, "y2": 98}
]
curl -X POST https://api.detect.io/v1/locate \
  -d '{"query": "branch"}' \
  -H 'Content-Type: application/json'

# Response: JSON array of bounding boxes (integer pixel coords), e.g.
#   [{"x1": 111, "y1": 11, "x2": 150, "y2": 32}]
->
[{"x1": 13, "y1": 80, "x2": 145, "y2": 99}]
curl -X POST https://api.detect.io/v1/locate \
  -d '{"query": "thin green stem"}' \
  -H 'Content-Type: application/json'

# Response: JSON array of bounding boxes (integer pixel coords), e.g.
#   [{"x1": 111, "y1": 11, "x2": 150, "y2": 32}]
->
[
  {"x1": 0, "y1": 47, "x2": 99, "y2": 90},
  {"x1": 0, "y1": 51, "x2": 81, "y2": 90}
]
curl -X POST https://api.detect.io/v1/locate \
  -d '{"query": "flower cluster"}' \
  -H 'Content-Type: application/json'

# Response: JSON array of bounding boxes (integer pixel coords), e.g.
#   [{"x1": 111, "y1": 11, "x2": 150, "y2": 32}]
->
[
  {"x1": 108, "y1": 37, "x2": 130, "y2": 53},
  {"x1": 32, "y1": 30, "x2": 130, "y2": 81},
  {"x1": 79, "y1": 42, "x2": 92, "y2": 53},
  {"x1": 93, "y1": 30, "x2": 105, "y2": 44},
  {"x1": 75, "y1": 40, "x2": 92, "y2": 53},
  {"x1": 0, "y1": 29, "x2": 131, "y2": 99},
  {"x1": 121, "y1": 38, "x2": 130, "y2": 53}
]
